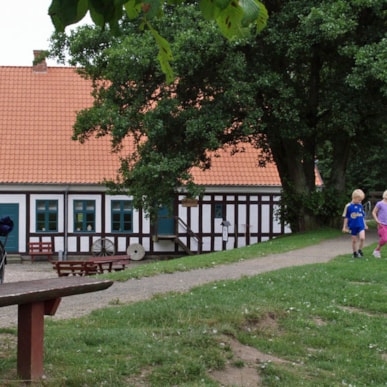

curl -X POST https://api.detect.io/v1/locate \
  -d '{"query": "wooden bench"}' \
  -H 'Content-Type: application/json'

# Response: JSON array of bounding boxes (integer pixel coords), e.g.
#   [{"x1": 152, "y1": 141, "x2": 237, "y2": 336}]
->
[
  {"x1": 52, "y1": 261, "x2": 99, "y2": 277},
  {"x1": 0, "y1": 277, "x2": 113, "y2": 380},
  {"x1": 28, "y1": 241, "x2": 53, "y2": 263},
  {"x1": 88, "y1": 255, "x2": 131, "y2": 273}
]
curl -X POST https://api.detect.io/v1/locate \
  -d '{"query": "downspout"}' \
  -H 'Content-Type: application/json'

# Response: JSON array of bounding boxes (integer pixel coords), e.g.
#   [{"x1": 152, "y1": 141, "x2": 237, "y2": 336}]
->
[{"x1": 64, "y1": 186, "x2": 69, "y2": 260}]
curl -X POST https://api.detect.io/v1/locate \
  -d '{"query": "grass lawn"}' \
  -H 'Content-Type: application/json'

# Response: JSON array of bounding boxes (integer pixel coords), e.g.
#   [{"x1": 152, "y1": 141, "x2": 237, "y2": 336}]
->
[
  {"x1": 1, "y1": 226, "x2": 386, "y2": 386},
  {"x1": 100, "y1": 227, "x2": 342, "y2": 281}
]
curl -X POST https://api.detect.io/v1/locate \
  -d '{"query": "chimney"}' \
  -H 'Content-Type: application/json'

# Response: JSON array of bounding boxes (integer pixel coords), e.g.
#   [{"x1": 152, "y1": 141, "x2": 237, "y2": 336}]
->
[{"x1": 32, "y1": 50, "x2": 47, "y2": 73}]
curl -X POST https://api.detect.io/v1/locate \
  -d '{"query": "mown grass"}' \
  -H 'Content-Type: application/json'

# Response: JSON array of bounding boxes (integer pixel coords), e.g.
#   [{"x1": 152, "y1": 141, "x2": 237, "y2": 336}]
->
[{"x1": 1, "y1": 226, "x2": 386, "y2": 386}]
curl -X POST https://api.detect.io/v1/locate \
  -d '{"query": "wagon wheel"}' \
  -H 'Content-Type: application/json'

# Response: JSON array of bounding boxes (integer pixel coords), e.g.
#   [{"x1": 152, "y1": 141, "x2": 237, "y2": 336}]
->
[{"x1": 92, "y1": 238, "x2": 115, "y2": 256}]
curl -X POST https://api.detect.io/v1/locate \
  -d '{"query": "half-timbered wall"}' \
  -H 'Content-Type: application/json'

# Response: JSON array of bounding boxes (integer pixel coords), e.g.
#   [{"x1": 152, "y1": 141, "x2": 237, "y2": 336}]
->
[
  {"x1": 0, "y1": 187, "x2": 290, "y2": 258},
  {"x1": 175, "y1": 192, "x2": 289, "y2": 255}
]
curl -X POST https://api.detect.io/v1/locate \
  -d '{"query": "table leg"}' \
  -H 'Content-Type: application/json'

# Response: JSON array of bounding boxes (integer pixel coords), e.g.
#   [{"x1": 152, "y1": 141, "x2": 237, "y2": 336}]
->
[
  {"x1": 17, "y1": 302, "x2": 45, "y2": 380},
  {"x1": 17, "y1": 298, "x2": 61, "y2": 380}
]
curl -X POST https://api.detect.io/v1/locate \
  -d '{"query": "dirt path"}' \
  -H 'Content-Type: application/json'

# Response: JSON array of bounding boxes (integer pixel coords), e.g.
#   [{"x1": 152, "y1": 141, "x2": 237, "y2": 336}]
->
[{"x1": 0, "y1": 233, "x2": 379, "y2": 328}]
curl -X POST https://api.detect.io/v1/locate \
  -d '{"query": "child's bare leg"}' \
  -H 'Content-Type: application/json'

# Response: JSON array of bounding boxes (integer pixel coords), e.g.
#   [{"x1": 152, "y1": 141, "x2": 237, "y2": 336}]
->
[
  {"x1": 358, "y1": 230, "x2": 366, "y2": 250},
  {"x1": 352, "y1": 236, "x2": 357, "y2": 252}
]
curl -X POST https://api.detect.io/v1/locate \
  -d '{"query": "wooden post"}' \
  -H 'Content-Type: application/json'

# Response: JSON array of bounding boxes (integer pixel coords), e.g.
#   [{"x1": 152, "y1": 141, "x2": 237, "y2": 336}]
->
[
  {"x1": 0, "y1": 277, "x2": 113, "y2": 381},
  {"x1": 17, "y1": 302, "x2": 46, "y2": 380}
]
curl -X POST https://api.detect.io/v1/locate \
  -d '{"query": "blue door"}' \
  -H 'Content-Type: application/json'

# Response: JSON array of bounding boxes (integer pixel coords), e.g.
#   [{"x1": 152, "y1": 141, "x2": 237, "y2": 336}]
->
[
  {"x1": 0, "y1": 204, "x2": 19, "y2": 252},
  {"x1": 157, "y1": 206, "x2": 175, "y2": 235}
]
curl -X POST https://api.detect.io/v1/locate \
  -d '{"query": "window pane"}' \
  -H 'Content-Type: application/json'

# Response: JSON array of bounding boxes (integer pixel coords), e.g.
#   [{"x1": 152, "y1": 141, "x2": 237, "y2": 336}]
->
[
  {"x1": 37, "y1": 201, "x2": 45, "y2": 211},
  {"x1": 48, "y1": 222, "x2": 57, "y2": 231},
  {"x1": 123, "y1": 202, "x2": 132, "y2": 211},
  {"x1": 214, "y1": 204, "x2": 223, "y2": 219},
  {"x1": 36, "y1": 200, "x2": 58, "y2": 232},
  {"x1": 123, "y1": 213, "x2": 132, "y2": 222},
  {"x1": 74, "y1": 200, "x2": 95, "y2": 232},
  {"x1": 112, "y1": 201, "x2": 121, "y2": 211},
  {"x1": 123, "y1": 213, "x2": 132, "y2": 230},
  {"x1": 48, "y1": 213, "x2": 57, "y2": 232},
  {"x1": 85, "y1": 214, "x2": 94, "y2": 223},
  {"x1": 37, "y1": 221, "x2": 45, "y2": 231},
  {"x1": 111, "y1": 200, "x2": 132, "y2": 233},
  {"x1": 112, "y1": 214, "x2": 120, "y2": 222},
  {"x1": 37, "y1": 213, "x2": 45, "y2": 222},
  {"x1": 48, "y1": 201, "x2": 57, "y2": 210},
  {"x1": 75, "y1": 201, "x2": 83, "y2": 211}
]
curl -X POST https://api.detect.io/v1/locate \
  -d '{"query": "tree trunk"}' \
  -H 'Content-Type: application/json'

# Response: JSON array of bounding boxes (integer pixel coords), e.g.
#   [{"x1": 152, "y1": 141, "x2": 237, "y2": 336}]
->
[
  {"x1": 329, "y1": 134, "x2": 351, "y2": 194},
  {"x1": 323, "y1": 133, "x2": 352, "y2": 227},
  {"x1": 270, "y1": 138, "x2": 320, "y2": 233}
]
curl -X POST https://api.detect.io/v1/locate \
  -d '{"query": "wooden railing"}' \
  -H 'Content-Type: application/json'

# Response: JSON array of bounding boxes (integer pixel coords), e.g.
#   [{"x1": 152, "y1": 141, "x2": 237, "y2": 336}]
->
[{"x1": 175, "y1": 216, "x2": 202, "y2": 254}]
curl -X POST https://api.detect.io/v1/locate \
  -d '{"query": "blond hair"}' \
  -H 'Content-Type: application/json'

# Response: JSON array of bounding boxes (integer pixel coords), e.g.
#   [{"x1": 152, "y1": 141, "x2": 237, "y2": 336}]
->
[
  {"x1": 383, "y1": 190, "x2": 387, "y2": 199},
  {"x1": 352, "y1": 189, "x2": 365, "y2": 200}
]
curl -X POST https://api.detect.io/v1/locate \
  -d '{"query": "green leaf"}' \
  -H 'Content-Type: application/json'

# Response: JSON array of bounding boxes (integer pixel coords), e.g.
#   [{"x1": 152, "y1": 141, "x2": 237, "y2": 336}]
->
[
  {"x1": 48, "y1": 0, "x2": 89, "y2": 31},
  {"x1": 240, "y1": 0, "x2": 261, "y2": 27},
  {"x1": 216, "y1": 2, "x2": 245, "y2": 40},
  {"x1": 148, "y1": 24, "x2": 174, "y2": 83},
  {"x1": 216, "y1": 0, "x2": 267, "y2": 38},
  {"x1": 215, "y1": 0, "x2": 232, "y2": 10},
  {"x1": 255, "y1": 1, "x2": 268, "y2": 33},
  {"x1": 157, "y1": 52, "x2": 174, "y2": 84},
  {"x1": 89, "y1": 0, "x2": 125, "y2": 30},
  {"x1": 124, "y1": 0, "x2": 142, "y2": 19},
  {"x1": 142, "y1": 0, "x2": 163, "y2": 19},
  {"x1": 241, "y1": 0, "x2": 268, "y2": 32},
  {"x1": 199, "y1": 0, "x2": 222, "y2": 20},
  {"x1": 48, "y1": 0, "x2": 266, "y2": 85}
]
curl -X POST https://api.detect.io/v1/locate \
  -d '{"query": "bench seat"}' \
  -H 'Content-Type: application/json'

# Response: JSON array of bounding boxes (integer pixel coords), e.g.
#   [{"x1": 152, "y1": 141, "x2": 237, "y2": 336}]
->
[{"x1": 28, "y1": 241, "x2": 53, "y2": 263}]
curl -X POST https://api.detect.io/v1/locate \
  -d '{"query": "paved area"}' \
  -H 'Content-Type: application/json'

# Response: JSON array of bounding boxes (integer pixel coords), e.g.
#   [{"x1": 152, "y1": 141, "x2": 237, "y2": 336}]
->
[{"x1": 0, "y1": 231, "x2": 379, "y2": 328}]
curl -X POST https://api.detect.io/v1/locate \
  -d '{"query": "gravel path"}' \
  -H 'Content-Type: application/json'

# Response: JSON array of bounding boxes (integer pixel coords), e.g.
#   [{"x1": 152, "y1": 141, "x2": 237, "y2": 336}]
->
[{"x1": 0, "y1": 232, "x2": 379, "y2": 328}]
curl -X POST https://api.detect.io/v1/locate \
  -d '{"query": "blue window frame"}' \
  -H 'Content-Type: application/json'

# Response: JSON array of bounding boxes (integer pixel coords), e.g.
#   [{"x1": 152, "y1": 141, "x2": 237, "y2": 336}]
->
[
  {"x1": 74, "y1": 200, "x2": 95, "y2": 232},
  {"x1": 36, "y1": 200, "x2": 58, "y2": 232},
  {"x1": 111, "y1": 200, "x2": 133, "y2": 232}
]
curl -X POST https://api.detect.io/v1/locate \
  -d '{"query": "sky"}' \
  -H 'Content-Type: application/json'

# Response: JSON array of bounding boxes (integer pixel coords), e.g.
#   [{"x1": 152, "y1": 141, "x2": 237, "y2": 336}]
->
[{"x1": 0, "y1": 0, "x2": 90, "y2": 66}]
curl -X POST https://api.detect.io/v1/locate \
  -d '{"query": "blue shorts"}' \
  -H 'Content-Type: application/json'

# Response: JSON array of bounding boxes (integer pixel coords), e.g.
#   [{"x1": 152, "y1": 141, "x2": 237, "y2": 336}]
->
[{"x1": 350, "y1": 226, "x2": 365, "y2": 236}]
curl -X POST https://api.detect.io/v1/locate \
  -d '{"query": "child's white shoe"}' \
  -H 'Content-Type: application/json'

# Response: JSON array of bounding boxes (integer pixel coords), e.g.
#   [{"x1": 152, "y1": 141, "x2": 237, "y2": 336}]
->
[{"x1": 373, "y1": 249, "x2": 381, "y2": 258}]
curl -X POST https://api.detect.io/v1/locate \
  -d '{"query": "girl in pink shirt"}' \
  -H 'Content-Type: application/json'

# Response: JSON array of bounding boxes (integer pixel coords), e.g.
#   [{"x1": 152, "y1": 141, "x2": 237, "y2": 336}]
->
[{"x1": 372, "y1": 190, "x2": 387, "y2": 258}]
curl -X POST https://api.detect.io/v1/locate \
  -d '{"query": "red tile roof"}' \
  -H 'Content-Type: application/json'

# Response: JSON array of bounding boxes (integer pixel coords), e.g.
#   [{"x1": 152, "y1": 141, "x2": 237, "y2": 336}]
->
[
  {"x1": 191, "y1": 145, "x2": 281, "y2": 186},
  {"x1": 0, "y1": 64, "x2": 281, "y2": 187}
]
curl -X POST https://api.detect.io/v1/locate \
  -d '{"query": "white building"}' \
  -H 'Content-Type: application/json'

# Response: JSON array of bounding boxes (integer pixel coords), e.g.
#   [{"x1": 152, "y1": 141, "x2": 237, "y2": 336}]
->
[{"x1": 0, "y1": 58, "x2": 290, "y2": 259}]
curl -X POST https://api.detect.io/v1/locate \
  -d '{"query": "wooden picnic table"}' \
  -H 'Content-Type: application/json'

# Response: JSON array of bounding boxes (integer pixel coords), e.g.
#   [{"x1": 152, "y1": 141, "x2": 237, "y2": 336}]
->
[
  {"x1": 88, "y1": 255, "x2": 131, "y2": 273},
  {"x1": 0, "y1": 277, "x2": 113, "y2": 380},
  {"x1": 52, "y1": 255, "x2": 131, "y2": 277}
]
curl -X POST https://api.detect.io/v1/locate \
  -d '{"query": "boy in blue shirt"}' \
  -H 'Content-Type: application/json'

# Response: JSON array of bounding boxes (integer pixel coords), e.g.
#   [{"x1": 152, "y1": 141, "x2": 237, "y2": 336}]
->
[{"x1": 342, "y1": 189, "x2": 368, "y2": 258}]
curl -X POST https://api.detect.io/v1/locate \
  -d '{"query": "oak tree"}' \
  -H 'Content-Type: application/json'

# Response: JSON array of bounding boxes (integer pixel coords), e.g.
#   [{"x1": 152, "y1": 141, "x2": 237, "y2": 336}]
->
[{"x1": 49, "y1": 1, "x2": 387, "y2": 230}]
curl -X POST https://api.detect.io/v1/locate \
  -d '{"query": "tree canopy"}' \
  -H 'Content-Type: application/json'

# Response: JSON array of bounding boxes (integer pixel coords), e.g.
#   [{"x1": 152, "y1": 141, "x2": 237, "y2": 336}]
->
[
  {"x1": 49, "y1": 1, "x2": 387, "y2": 230},
  {"x1": 48, "y1": 0, "x2": 268, "y2": 82}
]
